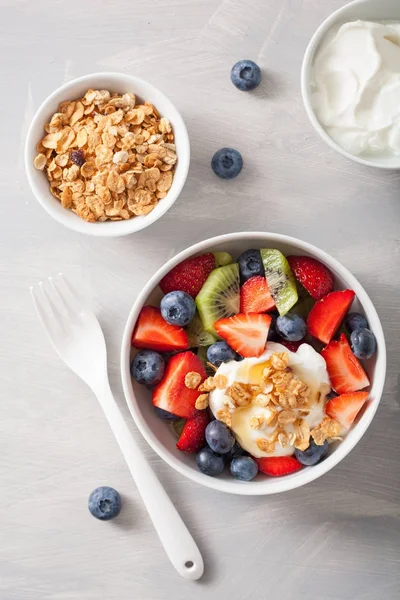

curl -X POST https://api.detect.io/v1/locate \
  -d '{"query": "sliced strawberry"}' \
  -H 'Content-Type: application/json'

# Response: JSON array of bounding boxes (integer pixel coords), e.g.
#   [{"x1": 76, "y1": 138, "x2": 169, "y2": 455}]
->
[
  {"x1": 132, "y1": 306, "x2": 189, "y2": 352},
  {"x1": 159, "y1": 253, "x2": 216, "y2": 298},
  {"x1": 326, "y1": 391, "x2": 369, "y2": 430},
  {"x1": 176, "y1": 410, "x2": 209, "y2": 453},
  {"x1": 287, "y1": 256, "x2": 334, "y2": 300},
  {"x1": 307, "y1": 289, "x2": 355, "y2": 344},
  {"x1": 152, "y1": 351, "x2": 206, "y2": 419},
  {"x1": 240, "y1": 276, "x2": 275, "y2": 313},
  {"x1": 214, "y1": 313, "x2": 271, "y2": 358},
  {"x1": 278, "y1": 339, "x2": 303, "y2": 352},
  {"x1": 256, "y1": 456, "x2": 302, "y2": 477},
  {"x1": 321, "y1": 334, "x2": 370, "y2": 394}
]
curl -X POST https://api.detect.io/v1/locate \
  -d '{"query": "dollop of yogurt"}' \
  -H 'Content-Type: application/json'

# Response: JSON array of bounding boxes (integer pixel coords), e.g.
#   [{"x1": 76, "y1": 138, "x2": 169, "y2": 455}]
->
[
  {"x1": 208, "y1": 342, "x2": 331, "y2": 458},
  {"x1": 312, "y1": 20, "x2": 400, "y2": 156}
]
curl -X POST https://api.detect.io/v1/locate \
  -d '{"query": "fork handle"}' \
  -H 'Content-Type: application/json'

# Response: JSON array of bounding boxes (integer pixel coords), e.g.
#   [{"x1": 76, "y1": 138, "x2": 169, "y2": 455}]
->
[{"x1": 95, "y1": 380, "x2": 204, "y2": 580}]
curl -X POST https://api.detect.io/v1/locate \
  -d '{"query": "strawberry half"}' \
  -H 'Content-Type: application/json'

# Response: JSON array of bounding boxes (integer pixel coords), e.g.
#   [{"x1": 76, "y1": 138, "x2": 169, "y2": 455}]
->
[
  {"x1": 321, "y1": 334, "x2": 370, "y2": 394},
  {"x1": 256, "y1": 456, "x2": 302, "y2": 477},
  {"x1": 159, "y1": 253, "x2": 216, "y2": 298},
  {"x1": 307, "y1": 289, "x2": 355, "y2": 344},
  {"x1": 240, "y1": 276, "x2": 275, "y2": 313},
  {"x1": 287, "y1": 256, "x2": 334, "y2": 300},
  {"x1": 176, "y1": 410, "x2": 210, "y2": 453},
  {"x1": 132, "y1": 306, "x2": 189, "y2": 352},
  {"x1": 215, "y1": 313, "x2": 271, "y2": 358},
  {"x1": 152, "y1": 351, "x2": 206, "y2": 419},
  {"x1": 326, "y1": 391, "x2": 369, "y2": 430}
]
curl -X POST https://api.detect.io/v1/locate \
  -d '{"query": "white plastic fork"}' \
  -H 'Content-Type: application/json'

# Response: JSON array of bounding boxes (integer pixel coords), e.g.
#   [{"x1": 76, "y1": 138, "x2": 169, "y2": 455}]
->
[{"x1": 30, "y1": 274, "x2": 204, "y2": 581}]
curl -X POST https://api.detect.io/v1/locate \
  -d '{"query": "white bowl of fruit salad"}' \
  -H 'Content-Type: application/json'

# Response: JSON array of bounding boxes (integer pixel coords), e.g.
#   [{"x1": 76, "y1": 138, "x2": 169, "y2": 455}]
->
[{"x1": 121, "y1": 232, "x2": 386, "y2": 495}]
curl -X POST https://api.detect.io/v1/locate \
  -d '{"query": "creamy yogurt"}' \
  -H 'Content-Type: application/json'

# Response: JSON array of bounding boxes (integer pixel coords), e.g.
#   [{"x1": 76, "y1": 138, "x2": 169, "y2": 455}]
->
[
  {"x1": 208, "y1": 342, "x2": 331, "y2": 458},
  {"x1": 312, "y1": 20, "x2": 400, "y2": 157}
]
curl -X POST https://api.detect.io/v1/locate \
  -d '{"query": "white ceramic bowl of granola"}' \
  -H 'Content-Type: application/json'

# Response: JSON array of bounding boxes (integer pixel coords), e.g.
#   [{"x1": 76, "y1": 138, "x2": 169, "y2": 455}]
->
[
  {"x1": 24, "y1": 72, "x2": 190, "y2": 236},
  {"x1": 301, "y1": 0, "x2": 400, "y2": 169},
  {"x1": 121, "y1": 232, "x2": 386, "y2": 495}
]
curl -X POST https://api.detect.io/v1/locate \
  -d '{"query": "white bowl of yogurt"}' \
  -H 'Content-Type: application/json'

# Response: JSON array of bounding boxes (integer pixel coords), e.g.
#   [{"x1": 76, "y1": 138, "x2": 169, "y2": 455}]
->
[
  {"x1": 302, "y1": 0, "x2": 400, "y2": 168},
  {"x1": 120, "y1": 232, "x2": 386, "y2": 495}
]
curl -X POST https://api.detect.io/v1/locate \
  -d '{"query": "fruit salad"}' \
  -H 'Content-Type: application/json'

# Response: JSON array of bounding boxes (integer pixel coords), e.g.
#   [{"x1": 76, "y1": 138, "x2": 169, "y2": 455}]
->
[{"x1": 130, "y1": 248, "x2": 377, "y2": 481}]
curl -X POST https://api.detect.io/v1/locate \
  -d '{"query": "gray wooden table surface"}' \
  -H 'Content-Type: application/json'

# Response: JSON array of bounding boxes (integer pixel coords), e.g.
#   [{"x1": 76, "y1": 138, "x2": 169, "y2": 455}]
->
[{"x1": 1, "y1": 0, "x2": 400, "y2": 598}]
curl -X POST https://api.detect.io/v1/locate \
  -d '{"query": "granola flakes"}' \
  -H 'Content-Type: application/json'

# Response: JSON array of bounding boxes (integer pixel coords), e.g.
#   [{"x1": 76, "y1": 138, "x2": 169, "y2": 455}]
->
[
  {"x1": 198, "y1": 376, "x2": 217, "y2": 393},
  {"x1": 226, "y1": 381, "x2": 252, "y2": 407},
  {"x1": 206, "y1": 350, "x2": 333, "y2": 457},
  {"x1": 213, "y1": 374, "x2": 228, "y2": 390},
  {"x1": 250, "y1": 414, "x2": 264, "y2": 430},
  {"x1": 293, "y1": 418, "x2": 311, "y2": 452},
  {"x1": 184, "y1": 371, "x2": 202, "y2": 390},
  {"x1": 254, "y1": 393, "x2": 271, "y2": 407},
  {"x1": 256, "y1": 437, "x2": 276, "y2": 454},
  {"x1": 270, "y1": 352, "x2": 289, "y2": 371},
  {"x1": 311, "y1": 417, "x2": 341, "y2": 446},
  {"x1": 278, "y1": 409, "x2": 297, "y2": 426},
  {"x1": 216, "y1": 409, "x2": 232, "y2": 428},
  {"x1": 195, "y1": 393, "x2": 209, "y2": 410},
  {"x1": 33, "y1": 89, "x2": 176, "y2": 222}
]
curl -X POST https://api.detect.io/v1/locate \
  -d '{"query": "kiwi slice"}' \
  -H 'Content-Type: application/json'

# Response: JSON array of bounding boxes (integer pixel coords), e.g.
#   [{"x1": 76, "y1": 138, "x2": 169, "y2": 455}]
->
[
  {"x1": 290, "y1": 295, "x2": 315, "y2": 320},
  {"x1": 289, "y1": 281, "x2": 315, "y2": 319},
  {"x1": 196, "y1": 263, "x2": 240, "y2": 335},
  {"x1": 171, "y1": 419, "x2": 186, "y2": 439},
  {"x1": 213, "y1": 251, "x2": 233, "y2": 267},
  {"x1": 260, "y1": 249, "x2": 298, "y2": 316},
  {"x1": 186, "y1": 313, "x2": 217, "y2": 347}
]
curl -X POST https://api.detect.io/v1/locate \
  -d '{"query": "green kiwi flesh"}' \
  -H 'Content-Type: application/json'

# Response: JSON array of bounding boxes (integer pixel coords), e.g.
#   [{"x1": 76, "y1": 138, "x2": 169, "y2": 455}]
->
[
  {"x1": 195, "y1": 263, "x2": 240, "y2": 335},
  {"x1": 260, "y1": 249, "x2": 298, "y2": 316},
  {"x1": 186, "y1": 313, "x2": 217, "y2": 347},
  {"x1": 213, "y1": 252, "x2": 233, "y2": 267}
]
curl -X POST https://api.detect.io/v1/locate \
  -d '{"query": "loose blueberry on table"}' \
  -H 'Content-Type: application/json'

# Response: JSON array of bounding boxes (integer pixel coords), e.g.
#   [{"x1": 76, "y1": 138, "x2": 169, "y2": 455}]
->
[
  {"x1": 211, "y1": 148, "x2": 243, "y2": 179},
  {"x1": 130, "y1": 247, "x2": 376, "y2": 481},
  {"x1": 88, "y1": 486, "x2": 122, "y2": 520},
  {"x1": 230, "y1": 60, "x2": 262, "y2": 91}
]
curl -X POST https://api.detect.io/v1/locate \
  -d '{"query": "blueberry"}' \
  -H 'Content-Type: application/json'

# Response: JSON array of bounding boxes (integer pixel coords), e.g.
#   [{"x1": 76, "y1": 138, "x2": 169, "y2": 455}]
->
[
  {"x1": 350, "y1": 327, "x2": 377, "y2": 359},
  {"x1": 268, "y1": 313, "x2": 279, "y2": 341},
  {"x1": 160, "y1": 291, "x2": 196, "y2": 327},
  {"x1": 276, "y1": 313, "x2": 307, "y2": 342},
  {"x1": 207, "y1": 341, "x2": 241, "y2": 367},
  {"x1": 345, "y1": 312, "x2": 369, "y2": 333},
  {"x1": 230, "y1": 60, "x2": 261, "y2": 91},
  {"x1": 196, "y1": 447, "x2": 225, "y2": 477},
  {"x1": 230, "y1": 456, "x2": 258, "y2": 481},
  {"x1": 131, "y1": 350, "x2": 165, "y2": 386},
  {"x1": 211, "y1": 148, "x2": 243, "y2": 180},
  {"x1": 295, "y1": 439, "x2": 329, "y2": 466},
  {"x1": 154, "y1": 406, "x2": 181, "y2": 421},
  {"x1": 238, "y1": 249, "x2": 265, "y2": 283},
  {"x1": 227, "y1": 441, "x2": 246, "y2": 460},
  {"x1": 88, "y1": 486, "x2": 121, "y2": 521},
  {"x1": 205, "y1": 420, "x2": 235, "y2": 454}
]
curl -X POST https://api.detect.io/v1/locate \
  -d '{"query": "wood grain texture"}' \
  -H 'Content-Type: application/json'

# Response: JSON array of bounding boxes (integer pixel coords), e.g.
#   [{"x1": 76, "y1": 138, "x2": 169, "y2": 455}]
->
[{"x1": 1, "y1": 0, "x2": 400, "y2": 598}]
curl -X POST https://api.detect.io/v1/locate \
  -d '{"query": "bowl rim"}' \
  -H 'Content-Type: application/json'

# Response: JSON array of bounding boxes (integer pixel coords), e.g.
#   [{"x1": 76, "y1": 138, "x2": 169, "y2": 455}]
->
[
  {"x1": 24, "y1": 71, "x2": 190, "y2": 237},
  {"x1": 301, "y1": 0, "x2": 400, "y2": 170},
  {"x1": 120, "y1": 231, "x2": 387, "y2": 495}
]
